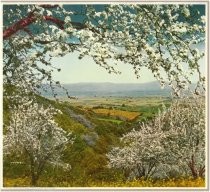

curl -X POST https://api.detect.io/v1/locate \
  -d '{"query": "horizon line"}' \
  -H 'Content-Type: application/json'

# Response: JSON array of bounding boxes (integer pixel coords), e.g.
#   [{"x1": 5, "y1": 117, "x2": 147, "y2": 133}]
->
[
  {"x1": 60, "y1": 80, "x2": 197, "y2": 85},
  {"x1": 61, "y1": 80, "x2": 158, "y2": 84}
]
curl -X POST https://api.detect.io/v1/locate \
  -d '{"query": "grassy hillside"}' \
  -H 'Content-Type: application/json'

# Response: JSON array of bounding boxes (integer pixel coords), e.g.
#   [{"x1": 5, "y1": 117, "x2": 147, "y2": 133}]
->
[{"x1": 3, "y1": 95, "x2": 174, "y2": 187}]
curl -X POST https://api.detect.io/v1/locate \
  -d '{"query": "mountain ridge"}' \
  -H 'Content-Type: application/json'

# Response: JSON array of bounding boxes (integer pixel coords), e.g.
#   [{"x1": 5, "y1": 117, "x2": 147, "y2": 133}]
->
[{"x1": 41, "y1": 81, "x2": 173, "y2": 97}]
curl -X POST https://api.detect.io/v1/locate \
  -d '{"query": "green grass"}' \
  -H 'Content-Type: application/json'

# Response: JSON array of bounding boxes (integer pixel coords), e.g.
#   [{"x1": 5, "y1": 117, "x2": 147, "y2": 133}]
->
[{"x1": 95, "y1": 117, "x2": 123, "y2": 125}]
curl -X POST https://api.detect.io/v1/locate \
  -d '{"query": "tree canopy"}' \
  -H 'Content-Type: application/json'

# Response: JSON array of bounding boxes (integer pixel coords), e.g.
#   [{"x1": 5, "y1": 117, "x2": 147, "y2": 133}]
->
[{"x1": 3, "y1": 4, "x2": 206, "y2": 97}]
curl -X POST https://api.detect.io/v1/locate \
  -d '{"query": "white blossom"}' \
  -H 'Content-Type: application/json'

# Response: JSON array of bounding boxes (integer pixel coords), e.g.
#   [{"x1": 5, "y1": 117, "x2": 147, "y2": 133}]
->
[{"x1": 201, "y1": 15, "x2": 206, "y2": 24}]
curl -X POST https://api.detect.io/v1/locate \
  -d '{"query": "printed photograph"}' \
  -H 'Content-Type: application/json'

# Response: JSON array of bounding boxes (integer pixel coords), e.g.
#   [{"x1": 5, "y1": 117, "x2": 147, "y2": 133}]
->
[{"x1": 2, "y1": 2, "x2": 207, "y2": 189}]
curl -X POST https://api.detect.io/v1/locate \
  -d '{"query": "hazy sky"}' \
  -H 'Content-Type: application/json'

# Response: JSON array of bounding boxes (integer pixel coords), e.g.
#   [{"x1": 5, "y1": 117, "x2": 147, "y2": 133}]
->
[
  {"x1": 51, "y1": 43, "x2": 206, "y2": 84},
  {"x1": 51, "y1": 52, "x2": 156, "y2": 84}
]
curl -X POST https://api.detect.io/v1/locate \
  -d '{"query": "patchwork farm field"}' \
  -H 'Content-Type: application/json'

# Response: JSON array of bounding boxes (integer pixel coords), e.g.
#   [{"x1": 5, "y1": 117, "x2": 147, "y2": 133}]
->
[
  {"x1": 92, "y1": 108, "x2": 140, "y2": 121},
  {"x1": 63, "y1": 96, "x2": 170, "y2": 108},
  {"x1": 62, "y1": 96, "x2": 171, "y2": 122}
]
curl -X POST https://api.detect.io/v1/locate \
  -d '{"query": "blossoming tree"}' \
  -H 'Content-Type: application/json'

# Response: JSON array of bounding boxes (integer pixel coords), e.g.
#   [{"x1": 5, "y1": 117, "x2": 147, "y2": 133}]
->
[
  {"x1": 3, "y1": 4, "x2": 205, "y2": 97},
  {"x1": 107, "y1": 96, "x2": 205, "y2": 179},
  {"x1": 3, "y1": 98, "x2": 74, "y2": 186}
]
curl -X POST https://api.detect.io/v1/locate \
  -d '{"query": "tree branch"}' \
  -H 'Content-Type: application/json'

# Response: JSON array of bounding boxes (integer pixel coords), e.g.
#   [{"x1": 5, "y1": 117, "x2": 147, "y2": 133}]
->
[
  {"x1": 4, "y1": 15, "x2": 99, "y2": 40},
  {"x1": 187, "y1": 154, "x2": 198, "y2": 178},
  {"x1": 43, "y1": 16, "x2": 64, "y2": 29},
  {"x1": 3, "y1": 4, "x2": 65, "y2": 40},
  {"x1": 199, "y1": 165, "x2": 205, "y2": 177},
  {"x1": 3, "y1": 14, "x2": 36, "y2": 39}
]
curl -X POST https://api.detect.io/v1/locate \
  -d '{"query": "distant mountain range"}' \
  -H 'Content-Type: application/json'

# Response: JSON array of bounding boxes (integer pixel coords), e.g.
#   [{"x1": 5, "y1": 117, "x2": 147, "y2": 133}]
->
[
  {"x1": 41, "y1": 81, "x2": 174, "y2": 98},
  {"x1": 63, "y1": 81, "x2": 167, "y2": 91}
]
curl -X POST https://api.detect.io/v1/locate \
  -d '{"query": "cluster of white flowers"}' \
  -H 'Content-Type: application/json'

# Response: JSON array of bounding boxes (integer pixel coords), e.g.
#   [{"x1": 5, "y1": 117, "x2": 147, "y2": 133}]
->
[
  {"x1": 107, "y1": 96, "x2": 205, "y2": 179},
  {"x1": 4, "y1": 98, "x2": 73, "y2": 157}
]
